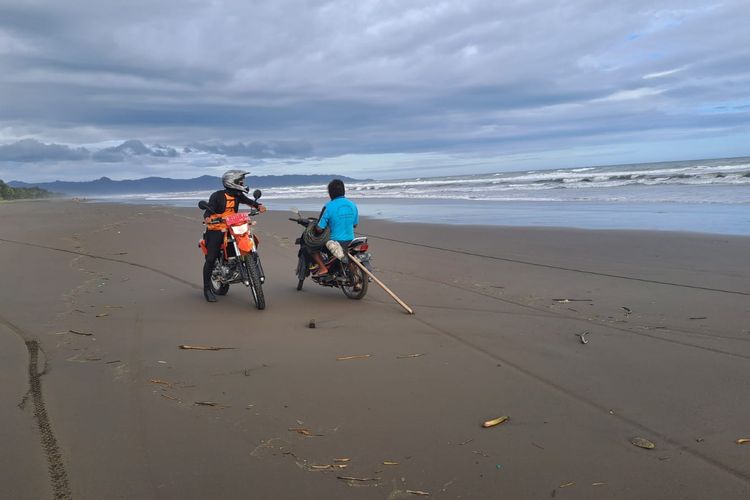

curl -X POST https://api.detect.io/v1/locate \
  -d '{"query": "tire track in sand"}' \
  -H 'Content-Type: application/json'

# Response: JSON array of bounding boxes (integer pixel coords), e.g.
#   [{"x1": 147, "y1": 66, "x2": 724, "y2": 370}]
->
[{"x1": 0, "y1": 314, "x2": 72, "y2": 499}]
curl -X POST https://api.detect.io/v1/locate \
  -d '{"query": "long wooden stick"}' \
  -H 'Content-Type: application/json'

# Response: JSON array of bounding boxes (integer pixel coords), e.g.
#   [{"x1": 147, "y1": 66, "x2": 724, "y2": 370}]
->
[{"x1": 348, "y1": 253, "x2": 414, "y2": 314}]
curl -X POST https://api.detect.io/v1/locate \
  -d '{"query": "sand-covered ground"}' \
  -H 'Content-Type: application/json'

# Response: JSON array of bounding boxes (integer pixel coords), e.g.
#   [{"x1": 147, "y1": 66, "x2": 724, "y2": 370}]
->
[{"x1": 1, "y1": 199, "x2": 749, "y2": 499}]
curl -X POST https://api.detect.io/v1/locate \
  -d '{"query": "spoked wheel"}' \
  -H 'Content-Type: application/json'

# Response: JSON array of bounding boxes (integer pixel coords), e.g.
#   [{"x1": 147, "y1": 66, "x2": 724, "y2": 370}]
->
[
  {"x1": 341, "y1": 264, "x2": 368, "y2": 299},
  {"x1": 210, "y1": 259, "x2": 229, "y2": 295},
  {"x1": 295, "y1": 257, "x2": 306, "y2": 291},
  {"x1": 247, "y1": 254, "x2": 266, "y2": 310}
]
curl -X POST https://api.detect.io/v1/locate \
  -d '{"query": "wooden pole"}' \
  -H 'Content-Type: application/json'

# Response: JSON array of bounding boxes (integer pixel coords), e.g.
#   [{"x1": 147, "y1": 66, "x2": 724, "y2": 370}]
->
[{"x1": 348, "y1": 253, "x2": 414, "y2": 315}]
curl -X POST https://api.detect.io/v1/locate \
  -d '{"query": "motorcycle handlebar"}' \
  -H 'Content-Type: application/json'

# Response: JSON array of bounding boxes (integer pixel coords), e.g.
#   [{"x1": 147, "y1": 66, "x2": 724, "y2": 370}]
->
[
  {"x1": 204, "y1": 210, "x2": 259, "y2": 225},
  {"x1": 288, "y1": 217, "x2": 312, "y2": 227}
]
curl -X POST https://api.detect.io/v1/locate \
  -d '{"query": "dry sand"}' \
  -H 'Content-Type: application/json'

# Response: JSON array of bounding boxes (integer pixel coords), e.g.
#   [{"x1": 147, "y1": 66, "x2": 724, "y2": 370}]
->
[{"x1": 1, "y1": 199, "x2": 749, "y2": 499}]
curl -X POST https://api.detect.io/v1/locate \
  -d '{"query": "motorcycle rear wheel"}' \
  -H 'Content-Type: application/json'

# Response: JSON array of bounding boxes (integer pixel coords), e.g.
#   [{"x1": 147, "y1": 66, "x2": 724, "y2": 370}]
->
[
  {"x1": 247, "y1": 255, "x2": 266, "y2": 310},
  {"x1": 341, "y1": 265, "x2": 368, "y2": 300}
]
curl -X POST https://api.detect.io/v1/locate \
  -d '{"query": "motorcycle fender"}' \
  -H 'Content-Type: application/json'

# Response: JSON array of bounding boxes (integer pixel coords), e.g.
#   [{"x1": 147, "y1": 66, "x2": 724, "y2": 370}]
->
[
  {"x1": 253, "y1": 234, "x2": 260, "y2": 248},
  {"x1": 355, "y1": 252, "x2": 371, "y2": 262},
  {"x1": 198, "y1": 239, "x2": 208, "y2": 256},
  {"x1": 237, "y1": 234, "x2": 254, "y2": 253}
]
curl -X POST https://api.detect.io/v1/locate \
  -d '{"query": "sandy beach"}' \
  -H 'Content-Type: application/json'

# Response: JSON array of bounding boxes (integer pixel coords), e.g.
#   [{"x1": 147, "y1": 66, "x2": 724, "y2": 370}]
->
[{"x1": 2, "y1": 198, "x2": 749, "y2": 499}]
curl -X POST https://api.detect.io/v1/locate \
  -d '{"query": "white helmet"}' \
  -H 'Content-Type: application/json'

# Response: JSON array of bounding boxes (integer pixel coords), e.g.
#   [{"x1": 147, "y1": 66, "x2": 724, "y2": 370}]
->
[{"x1": 222, "y1": 169, "x2": 250, "y2": 193}]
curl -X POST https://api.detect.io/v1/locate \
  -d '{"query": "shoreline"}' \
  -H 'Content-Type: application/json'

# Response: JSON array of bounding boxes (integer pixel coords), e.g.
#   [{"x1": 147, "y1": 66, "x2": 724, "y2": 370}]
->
[{"x1": 77, "y1": 196, "x2": 750, "y2": 237}]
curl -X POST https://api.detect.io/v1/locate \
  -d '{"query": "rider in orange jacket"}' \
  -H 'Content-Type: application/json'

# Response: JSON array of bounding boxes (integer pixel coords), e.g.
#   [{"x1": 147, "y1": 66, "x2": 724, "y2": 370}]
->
[{"x1": 202, "y1": 170, "x2": 266, "y2": 302}]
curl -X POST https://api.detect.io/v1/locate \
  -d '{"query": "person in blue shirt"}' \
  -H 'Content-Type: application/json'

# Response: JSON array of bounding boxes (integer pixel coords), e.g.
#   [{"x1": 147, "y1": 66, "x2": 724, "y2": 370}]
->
[{"x1": 311, "y1": 179, "x2": 359, "y2": 276}]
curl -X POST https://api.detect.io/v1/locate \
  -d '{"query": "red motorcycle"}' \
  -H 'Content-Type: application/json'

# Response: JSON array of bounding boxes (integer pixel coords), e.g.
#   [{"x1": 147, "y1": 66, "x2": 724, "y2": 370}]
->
[{"x1": 198, "y1": 191, "x2": 265, "y2": 309}]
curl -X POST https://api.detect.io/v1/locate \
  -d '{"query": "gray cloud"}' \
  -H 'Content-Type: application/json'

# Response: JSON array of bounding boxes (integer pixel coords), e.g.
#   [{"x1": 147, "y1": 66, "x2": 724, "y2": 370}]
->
[
  {"x1": 0, "y1": 0, "x2": 748, "y2": 181},
  {"x1": 186, "y1": 141, "x2": 313, "y2": 158},
  {"x1": 92, "y1": 139, "x2": 178, "y2": 162},
  {"x1": 0, "y1": 139, "x2": 89, "y2": 162}
]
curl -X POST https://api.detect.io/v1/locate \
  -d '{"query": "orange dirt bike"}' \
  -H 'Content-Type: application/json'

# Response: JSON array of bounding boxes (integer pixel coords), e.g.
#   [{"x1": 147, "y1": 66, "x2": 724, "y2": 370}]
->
[{"x1": 198, "y1": 191, "x2": 265, "y2": 310}]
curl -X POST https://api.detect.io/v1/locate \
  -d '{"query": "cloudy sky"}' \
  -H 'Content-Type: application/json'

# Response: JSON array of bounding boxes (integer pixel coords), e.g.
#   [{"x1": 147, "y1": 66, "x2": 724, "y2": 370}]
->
[{"x1": 1, "y1": 0, "x2": 748, "y2": 182}]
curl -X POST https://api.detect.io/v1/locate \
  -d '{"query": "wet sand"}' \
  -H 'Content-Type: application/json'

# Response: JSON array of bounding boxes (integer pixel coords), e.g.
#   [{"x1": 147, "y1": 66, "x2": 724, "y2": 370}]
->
[{"x1": 1, "y1": 199, "x2": 749, "y2": 499}]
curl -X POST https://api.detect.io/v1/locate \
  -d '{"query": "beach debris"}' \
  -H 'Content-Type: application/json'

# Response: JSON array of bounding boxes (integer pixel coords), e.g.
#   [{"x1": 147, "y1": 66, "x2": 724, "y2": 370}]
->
[
  {"x1": 622, "y1": 306, "x2": 632, "y2": 315},
  {"x1": 105, "y1": 360, "x2": 121, "y2": 364},
  {"x1": 553, "y1": 298, "x2": 592, "y2": 303},
  {"x1": 334, "y1": 458, "x2": 351, "y2": 463},
  {"x1": 95, "y1": 313, "x2": 109, "y2": 318},
  {"x1": 472, "y1": 450, "x2": 490, "y2": 457},
  {"x1": 495, "y1": 464, "x2": 503, "y2": 470},
  {"x1": 658, "y1": 456, "x2": 671, "y2": 461},
  {"x1": 592, "y1": 482, "x2": 606, "y2": 486},
  {"x1": 337, "y1": 476, "x2": 380, "y2": 482},
  {"x1": 630, "y1": 437, "x2": 656, "y2": 449},
  {"x1": 288, "y1": 427, "x2": 323, "y2": 437},
  {"x1": 157, "y1": 360, "x2": 167, "y2": 364},
  {"x1": 482, "y1": 415, "x2": 509, "y2": 428},
  {"x1": 406, "y1": 490, "x2": 430, "y2": 496},
  {"x1": 149, "y1": 378, "x2": 172, "y2": 387},
  {"x1": 178, "y1": 344, "x2": 236, "y2": 351},
  {"x1": 689, "y1": 316, "x2": 707, "y2": 320},
  {"x1": 308, "y1": 319, "x2": 316, "y2": 328},
  {"x1": 576, "y1": 330, "x2": 590, "y2": 344},
  {"x1": 559, "y1": 482, "x2": 575, "y2": 488},
  {"x1": 69, "y1": 329, "x2": 93, "y2": 336},
  {"x1": 383, "y1": 461, "x2": 399, "y2": 465},
  {"x1": 397, "y1": 353, "x2": 424, "y2": 359},
  {"x1": 336, "y1": 354, "x2": 371, "y2": 361},
  {"x1": 736, "y1": 438, "x2": 750, "y2": 445},
  {"x1": 288, "y1": 427, "x2": 311, "y2": 436},
  {"x1": 195, "y1": 401, "x2": 217, "y2": 406},
  {"x1": 307, "y1": 463, "x2": 347, "y2": 471},
  {"x1": 696, "y1": 438, "x2": 704, "y2": 443}
]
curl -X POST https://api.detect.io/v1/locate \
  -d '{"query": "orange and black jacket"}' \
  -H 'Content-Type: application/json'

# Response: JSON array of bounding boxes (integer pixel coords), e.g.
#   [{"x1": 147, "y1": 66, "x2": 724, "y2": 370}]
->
[{"x1": 203, "y1": 189, "x2": 260, "y2": 231}]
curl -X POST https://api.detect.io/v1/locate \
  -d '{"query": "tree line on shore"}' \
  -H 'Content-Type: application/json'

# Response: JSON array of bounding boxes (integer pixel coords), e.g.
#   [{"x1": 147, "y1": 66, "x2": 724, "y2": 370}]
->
[{"x1": 0, "y1": 180, "x2": 52, "y2": 200}]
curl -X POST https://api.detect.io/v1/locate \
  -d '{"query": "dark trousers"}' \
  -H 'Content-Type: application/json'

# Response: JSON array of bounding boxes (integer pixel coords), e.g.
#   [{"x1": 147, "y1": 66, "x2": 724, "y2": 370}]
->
[{"x1": 202, "y1": 230, "x2": 225, "y2": 287}]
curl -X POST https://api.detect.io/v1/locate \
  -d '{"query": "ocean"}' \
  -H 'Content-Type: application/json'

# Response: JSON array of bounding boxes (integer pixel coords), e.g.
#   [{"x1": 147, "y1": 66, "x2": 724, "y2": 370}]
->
[{"x1": 95, "y1": 157, "x2": 750, "y2": 235}]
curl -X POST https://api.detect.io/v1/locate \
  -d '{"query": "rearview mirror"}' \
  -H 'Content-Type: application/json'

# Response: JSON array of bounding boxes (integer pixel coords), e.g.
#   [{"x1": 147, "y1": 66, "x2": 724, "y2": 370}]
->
[
  {"x1": 198, "y1": 200, "x2": 209, "y2": 210},
  {"x1": 253, "y1": 189, "x2": 262, "y2": 200},
  {"x1": 290, "y1": 207, "x2": 301, "y2": 217}
]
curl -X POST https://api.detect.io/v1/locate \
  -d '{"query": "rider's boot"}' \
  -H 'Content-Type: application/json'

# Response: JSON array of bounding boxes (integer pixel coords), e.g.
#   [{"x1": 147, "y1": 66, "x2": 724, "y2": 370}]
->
[{"x1": 204, "y1": 286, "x2": 217, "y2": 302}]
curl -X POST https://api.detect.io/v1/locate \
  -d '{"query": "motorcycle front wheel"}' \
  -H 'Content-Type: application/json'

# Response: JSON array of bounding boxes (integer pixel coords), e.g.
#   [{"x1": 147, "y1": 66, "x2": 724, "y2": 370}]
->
[
  {"x1": 210, "y1": 259, "x2": 230, "y2": 295},
  {"x1": 247, "y1": 254, "x2": 266, "y2": 310},
  {"x1": 341, "y1": 265, "x2": 368, "y2": 300},
  {"x1": 295, "y1": 256, "x2": 306, "y2": 291}
]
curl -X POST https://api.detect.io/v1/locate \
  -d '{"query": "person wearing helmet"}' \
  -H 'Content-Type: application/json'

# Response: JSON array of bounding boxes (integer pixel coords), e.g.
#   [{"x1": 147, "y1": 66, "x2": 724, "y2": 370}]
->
[
  {"x1": 202, "y1": 169, "x2": 266, "y2": 302},
  {"x1": 309, "y1": 179, "x2": 358, "y2": 276}
]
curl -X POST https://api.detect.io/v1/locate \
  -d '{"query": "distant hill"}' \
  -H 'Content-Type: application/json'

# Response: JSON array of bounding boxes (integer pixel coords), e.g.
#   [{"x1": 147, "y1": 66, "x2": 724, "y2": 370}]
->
[
  {"x1": 8, "y1": 174, "x2": 364, "y2": 196},
  {"x1": 0, "y1": 180, "x2": 52, "y2": 200}
]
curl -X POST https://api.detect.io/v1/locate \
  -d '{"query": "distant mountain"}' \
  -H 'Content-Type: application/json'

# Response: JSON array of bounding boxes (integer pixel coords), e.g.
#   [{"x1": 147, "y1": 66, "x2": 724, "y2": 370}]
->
[{"x1": 8, "y1": 174, "x2": 364, "y2": 196}]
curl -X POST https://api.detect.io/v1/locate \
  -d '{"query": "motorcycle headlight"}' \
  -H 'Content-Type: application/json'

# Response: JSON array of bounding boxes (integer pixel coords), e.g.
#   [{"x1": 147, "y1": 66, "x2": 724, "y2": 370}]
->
[{"x1": 231, "y1": 223, "x2": 249, "y2": 235}]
